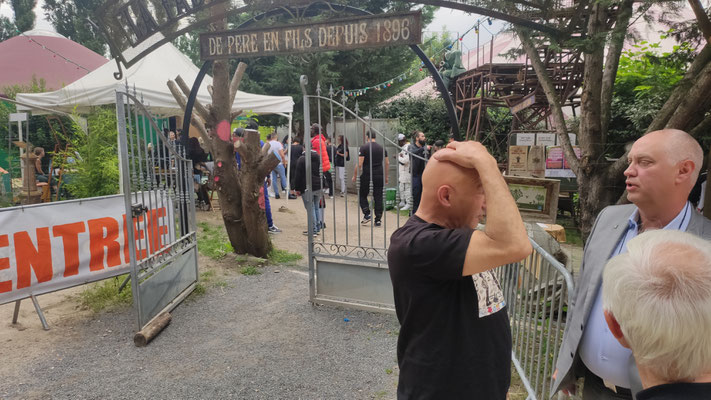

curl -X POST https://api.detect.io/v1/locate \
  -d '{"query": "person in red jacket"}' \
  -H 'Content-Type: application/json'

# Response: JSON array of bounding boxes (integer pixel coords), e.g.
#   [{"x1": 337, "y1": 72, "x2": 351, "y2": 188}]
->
[{"x1": 310, "y1": 123, "x2": 332, "y2": 197}]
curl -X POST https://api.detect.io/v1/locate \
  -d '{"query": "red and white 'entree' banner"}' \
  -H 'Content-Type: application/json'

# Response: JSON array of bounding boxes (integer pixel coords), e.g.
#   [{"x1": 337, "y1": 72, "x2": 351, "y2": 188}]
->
[{"x1": 0, "y1": 194, "x2": 174, "y2": 305}]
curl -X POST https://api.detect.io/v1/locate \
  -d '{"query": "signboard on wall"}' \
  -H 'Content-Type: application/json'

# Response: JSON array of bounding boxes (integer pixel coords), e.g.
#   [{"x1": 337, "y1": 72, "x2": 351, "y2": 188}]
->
[{"x1": 200, "y1": 11, "x2": 422, "y2": 60}]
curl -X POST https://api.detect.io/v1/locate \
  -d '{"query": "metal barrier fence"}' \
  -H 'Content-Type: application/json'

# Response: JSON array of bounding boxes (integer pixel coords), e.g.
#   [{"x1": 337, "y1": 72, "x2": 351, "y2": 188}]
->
[{"x1": 495, "y1": 239, "x2": 575, "y2": 400}]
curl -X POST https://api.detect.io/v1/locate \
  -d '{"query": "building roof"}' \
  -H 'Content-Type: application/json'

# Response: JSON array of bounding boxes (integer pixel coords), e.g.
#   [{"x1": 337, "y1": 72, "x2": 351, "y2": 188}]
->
[{"x1": 0, "y1": 30, "x2": 108, "y2": 93}]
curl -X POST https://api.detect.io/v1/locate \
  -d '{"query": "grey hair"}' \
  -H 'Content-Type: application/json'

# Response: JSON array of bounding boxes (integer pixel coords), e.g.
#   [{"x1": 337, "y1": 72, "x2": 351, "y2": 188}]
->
[{"x1": 602, "y1": 229, "x2": 711, "y2": 381}]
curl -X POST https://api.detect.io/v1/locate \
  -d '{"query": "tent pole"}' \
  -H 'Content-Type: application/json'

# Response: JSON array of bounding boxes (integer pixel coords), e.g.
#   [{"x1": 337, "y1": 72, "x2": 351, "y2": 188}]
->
[{"x1": 285, "y1": 113, "x2": 293, "y2": 203}]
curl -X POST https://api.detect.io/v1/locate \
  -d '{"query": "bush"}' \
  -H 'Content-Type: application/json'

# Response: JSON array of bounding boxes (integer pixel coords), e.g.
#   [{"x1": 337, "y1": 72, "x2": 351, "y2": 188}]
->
[{"x1": 64, "y1": 107, "x2": 120, "y2": 198}]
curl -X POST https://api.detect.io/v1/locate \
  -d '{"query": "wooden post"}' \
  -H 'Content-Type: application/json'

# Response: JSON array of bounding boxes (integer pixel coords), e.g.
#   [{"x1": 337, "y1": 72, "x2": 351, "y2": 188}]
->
[{"x1": 134, "y1": 312, "x2": 172, "y2": 347}]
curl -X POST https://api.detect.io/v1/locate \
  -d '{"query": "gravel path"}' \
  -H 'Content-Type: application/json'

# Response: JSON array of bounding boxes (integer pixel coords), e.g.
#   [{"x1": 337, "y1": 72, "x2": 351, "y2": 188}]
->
[{"x1": 1, "y1": 261, "x2": 401, "y2": 399}]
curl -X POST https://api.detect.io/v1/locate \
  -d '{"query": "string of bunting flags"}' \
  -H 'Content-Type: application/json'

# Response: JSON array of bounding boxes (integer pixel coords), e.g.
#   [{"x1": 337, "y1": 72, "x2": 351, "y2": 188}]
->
[
  {"x1": 14, "y1": 28, "x2": 92, "y2": 72},
  {"x1": 338, "y1": 17, "x2": 495, "y2": 98}
]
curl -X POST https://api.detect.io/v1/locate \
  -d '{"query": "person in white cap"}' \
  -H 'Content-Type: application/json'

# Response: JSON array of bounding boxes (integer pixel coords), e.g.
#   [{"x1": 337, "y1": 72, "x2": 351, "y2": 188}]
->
[{"x1": 397, "y1": 133, "x2": 413, "y2": 211}]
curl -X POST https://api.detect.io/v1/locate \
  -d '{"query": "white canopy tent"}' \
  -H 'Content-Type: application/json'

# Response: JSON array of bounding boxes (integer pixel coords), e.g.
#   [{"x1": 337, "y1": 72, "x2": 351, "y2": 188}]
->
[
  {"x1": 16, "y1": 42, "x2": 297, "y2": 200},
  {"x1": 15, "y1": 42, "x2": 294, "y2": 118}
]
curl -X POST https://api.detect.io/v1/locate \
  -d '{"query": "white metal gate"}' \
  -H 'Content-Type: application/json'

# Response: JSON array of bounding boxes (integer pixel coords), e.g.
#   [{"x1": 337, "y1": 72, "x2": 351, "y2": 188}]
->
[{"x1": 116, "y1": 89, "x2": 198, "y2": 330}]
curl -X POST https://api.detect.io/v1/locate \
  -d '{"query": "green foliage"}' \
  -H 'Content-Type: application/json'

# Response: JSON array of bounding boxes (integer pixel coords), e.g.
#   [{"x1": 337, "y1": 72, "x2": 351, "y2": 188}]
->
[
  {"x1": 79, "y1": 275, "x2": 132, "y2": 313},
  {"x1": 10, "y1": 0, "x2": 36, "y2": 32},
  {"x1": 268, "y1": 248, "x2": 303, "y2": 264},
  {"x1": 607, "y1": 36, "x2": 695, "y2": 157},
  {"x1": 240, "y1": 265, "x2": 260, "y2": 275},
  {"x1": 197, "y1": 222, "x2": 234, "y2": 259},
  {"x1": 41, "y1": 0, "x2": 107, "y2": 55},
  {"x1": 0, "y1": 15, "x2": 17, "y2": 41},
  {"x1": 64, "y1": 107, "x2": 120, "y2": 198},
  {"x1": 373, "y1": 95, "x2": 451, "y2": 143}
]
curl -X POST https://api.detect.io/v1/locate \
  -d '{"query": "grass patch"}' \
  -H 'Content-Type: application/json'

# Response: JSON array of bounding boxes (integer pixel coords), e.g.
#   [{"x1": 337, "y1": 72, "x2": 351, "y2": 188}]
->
[
  {"x1": 79, "y1": 275, "x2": 132, "y2": 313},
  {"x1": 268, "y1": 248, "x2": 303, "y2": 264},
  {"x1": 197, "y1": 222, "x2": 233, "y2": 259},
  {"x1": 385, "y1": 368, "x2": 393, "y2": 375},
  {"x1": 191, "y1": 282, "x2": 206, "y2": 297},
  {"x1": 240, "y1": 265, "x2": 261, "y2": 275}
]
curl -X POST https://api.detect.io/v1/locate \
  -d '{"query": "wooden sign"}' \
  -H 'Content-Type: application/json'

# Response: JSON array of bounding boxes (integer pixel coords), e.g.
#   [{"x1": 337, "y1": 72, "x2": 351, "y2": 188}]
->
[
  {"x1": 199, "y1": 11, "x2": 422, "y2": 60},
  {"x1": 510, "y1": 93, "x2": 535, "y2": 114},
  {"x1": 509, "y1": 146, "x2": 529, "y2": 172}
]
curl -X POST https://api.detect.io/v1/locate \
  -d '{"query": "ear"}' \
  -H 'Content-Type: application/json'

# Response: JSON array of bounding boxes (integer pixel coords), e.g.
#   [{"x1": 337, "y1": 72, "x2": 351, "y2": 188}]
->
[
  {"x1": 675, "y1": 160, "x2": 695, "y2": 184},
  {"x1": 604, "y1": 310, "x2": 630, "y2": 349},
  {"x1": 437, "y1": 185, "x2": 452, "y2": 207}
]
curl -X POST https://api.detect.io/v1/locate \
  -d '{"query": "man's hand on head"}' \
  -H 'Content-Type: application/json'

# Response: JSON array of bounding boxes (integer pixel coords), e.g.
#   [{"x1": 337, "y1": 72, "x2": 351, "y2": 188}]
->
[{"x1": 433, "y1": 141, "x2": 497, "y2": 171}]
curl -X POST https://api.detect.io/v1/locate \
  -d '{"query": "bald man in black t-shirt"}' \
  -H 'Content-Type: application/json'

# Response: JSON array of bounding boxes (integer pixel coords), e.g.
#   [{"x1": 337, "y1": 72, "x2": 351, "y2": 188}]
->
[{"x1": 388, "y1": 141, "x2": 532, "y2": 399}]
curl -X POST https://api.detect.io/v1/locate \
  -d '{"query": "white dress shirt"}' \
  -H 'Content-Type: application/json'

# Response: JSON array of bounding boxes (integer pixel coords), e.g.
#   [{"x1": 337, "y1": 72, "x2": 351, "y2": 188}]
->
[{"x1": 578, "y1": 202, "x2": 692, "y2": 388}]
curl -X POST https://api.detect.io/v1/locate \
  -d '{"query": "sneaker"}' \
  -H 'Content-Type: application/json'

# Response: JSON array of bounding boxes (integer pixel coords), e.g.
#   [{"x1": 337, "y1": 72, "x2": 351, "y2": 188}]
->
[
  {"x1": 339, "y1": 193, "x2": 345, "y2": 197},
  {"x1": 361, "y1": 215, "x2": 372, "y2": 224},
  {"x1": 374, "y1": 219, "x2": 382, "y2": 227},
  {"x1": 302, "y1": 230, "x2": 319, "y2": 236},
  {"x1": 268, "y1": 225, "x2": 282, "y2": 234},
  {"x1": 288, "y1": 194, "x2": 298, "y2": 200},
  {"x1": 275, "y1": 194, "x2": 281, "y2": 199},
  {"x1": 400, "y1": 205, "x2": 411, "y2": 211}
]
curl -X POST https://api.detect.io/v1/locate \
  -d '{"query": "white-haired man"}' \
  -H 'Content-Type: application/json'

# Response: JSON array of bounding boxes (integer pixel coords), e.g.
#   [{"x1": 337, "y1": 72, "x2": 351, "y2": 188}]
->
[
  {"x1": 602, "y1": 229, "x2": 711, "y2": 399},
  {"x1": 552, "y1": 129, "x2": 711, "y2": 399}
]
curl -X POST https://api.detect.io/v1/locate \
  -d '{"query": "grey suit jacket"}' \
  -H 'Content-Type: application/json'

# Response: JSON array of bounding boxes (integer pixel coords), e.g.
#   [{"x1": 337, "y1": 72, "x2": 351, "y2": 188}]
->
[{"x1": 551, "y1": 204, "x2": 711, "y2": 398}]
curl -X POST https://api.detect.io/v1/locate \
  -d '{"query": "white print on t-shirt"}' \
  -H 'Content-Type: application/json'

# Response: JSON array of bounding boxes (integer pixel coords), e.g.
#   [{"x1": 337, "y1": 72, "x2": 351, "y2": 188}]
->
[{"x1": 473, "y1": 271, "x2": 506, "y2": 317}]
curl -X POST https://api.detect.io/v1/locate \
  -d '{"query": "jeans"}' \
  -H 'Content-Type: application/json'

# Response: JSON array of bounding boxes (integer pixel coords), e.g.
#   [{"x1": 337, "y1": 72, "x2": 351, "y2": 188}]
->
[
  {"x1": 359, "y1": 173, "x2": 384, "y2": 220},
  {"x1": 302, "y1": 190, "x2": 323, "y2": 233},
  {"x1": 263, "y1": 180, "x2": 273, "y2": 228},
  {"x1": 336, "y1": 166, "x2": 346, "y2": 194},
  {"x1": 412, "y1": 175, "x2": 423, "y2": 214},
  {"x1": 271, "y1": 163, "x2": 287, "y2": 195},
  {"x1": 323, "y1": 169, "x2": 333, "y2": 197}
]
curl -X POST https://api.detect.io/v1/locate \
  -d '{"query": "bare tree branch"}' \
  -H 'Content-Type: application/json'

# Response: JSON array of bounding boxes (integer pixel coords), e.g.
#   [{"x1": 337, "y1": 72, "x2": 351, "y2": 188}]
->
[
  {"x1": 229, "y1": 62, "x2": 248, "y2": 107},
  {"x1": 175, "y1": 75, "x2": 211, "y2": 123},
  {"x1": 167, "y1": 80, "x2": 211, "y2": 150},
  {"x1": 689, "y1": 0, "x2": 711, "y2": 44}
]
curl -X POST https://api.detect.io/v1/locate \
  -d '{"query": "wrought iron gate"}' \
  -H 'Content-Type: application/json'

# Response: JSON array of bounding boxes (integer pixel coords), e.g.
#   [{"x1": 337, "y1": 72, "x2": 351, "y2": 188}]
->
[
  {"x1": 116, "y1": 89, "x2": 198, "y2": 331},
  {"x1": 300, "y1": 75, "x2": 423, "y2": 313}
]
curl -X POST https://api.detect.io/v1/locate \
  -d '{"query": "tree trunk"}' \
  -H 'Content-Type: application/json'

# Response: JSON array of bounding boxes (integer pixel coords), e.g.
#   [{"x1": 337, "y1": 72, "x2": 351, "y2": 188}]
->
[
  {"x1": 647, "y1": 43, "x2": 711, "y2": 132},
  {"x1": 600, "y1": 0, "x2": 634, "y2": 144},
  {"x1": 168, "y1": 4, "x2": 280, "y2": 258},
  {"x1": 664, "y1": 59, "x2": 711, "y2": 131}
]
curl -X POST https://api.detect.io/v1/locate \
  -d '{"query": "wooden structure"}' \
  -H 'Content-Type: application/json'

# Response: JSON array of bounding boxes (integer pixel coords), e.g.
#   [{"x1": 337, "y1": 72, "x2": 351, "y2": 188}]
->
[{"x1": 454, "y1": 46, "x2": 583, "y2": 141}]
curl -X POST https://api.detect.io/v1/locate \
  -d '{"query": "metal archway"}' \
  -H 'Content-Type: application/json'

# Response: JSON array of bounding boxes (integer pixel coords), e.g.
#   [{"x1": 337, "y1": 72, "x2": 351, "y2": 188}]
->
[{"x1": 180, "y1": 2, "x2": 461, "y2": 146}]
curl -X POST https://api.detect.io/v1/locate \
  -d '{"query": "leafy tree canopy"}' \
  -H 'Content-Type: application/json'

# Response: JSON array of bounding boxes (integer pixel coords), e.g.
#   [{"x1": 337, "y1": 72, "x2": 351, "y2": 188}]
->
[
  {"x1": 10, "y1": 0, "x2": 35, "y2": 32},
  {"x1": 42, "y1": 0, "x2": 107, "y2": 55}
]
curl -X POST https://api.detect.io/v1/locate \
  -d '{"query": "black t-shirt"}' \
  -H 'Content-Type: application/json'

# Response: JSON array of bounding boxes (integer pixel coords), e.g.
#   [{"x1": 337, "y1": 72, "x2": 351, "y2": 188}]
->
[
  {"x1": 637, "y1": 382, "x2": 711, "y2": 400},
  {"x1": 335, "y1": 143, "x2": 348, "y2": 167},
  {"x1": 388, "y1": 216, "x2": 511, "y2": 399},
  {"x1": 358, "y1": 141, "x2": 387, "y2": 176},
  {"x1": 289, "y1": 144, "x2": 304, "y2": 166}
]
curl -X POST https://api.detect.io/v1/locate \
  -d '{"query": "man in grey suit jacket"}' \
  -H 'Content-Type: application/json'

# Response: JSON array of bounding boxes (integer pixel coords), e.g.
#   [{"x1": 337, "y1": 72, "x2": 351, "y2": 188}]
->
[{"x1": 552, "y1": 129, "x2": 711, "y2": 399}]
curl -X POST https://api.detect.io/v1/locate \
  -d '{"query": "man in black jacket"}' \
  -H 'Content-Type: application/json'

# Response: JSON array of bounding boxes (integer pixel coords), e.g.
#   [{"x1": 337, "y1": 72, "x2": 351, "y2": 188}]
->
[
  {"x1": 294, "y1": 148, "x2": 324, "y2": 236},
  {"x1": 410, "y1": 130, "x2": 429, "y2": 214}
]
